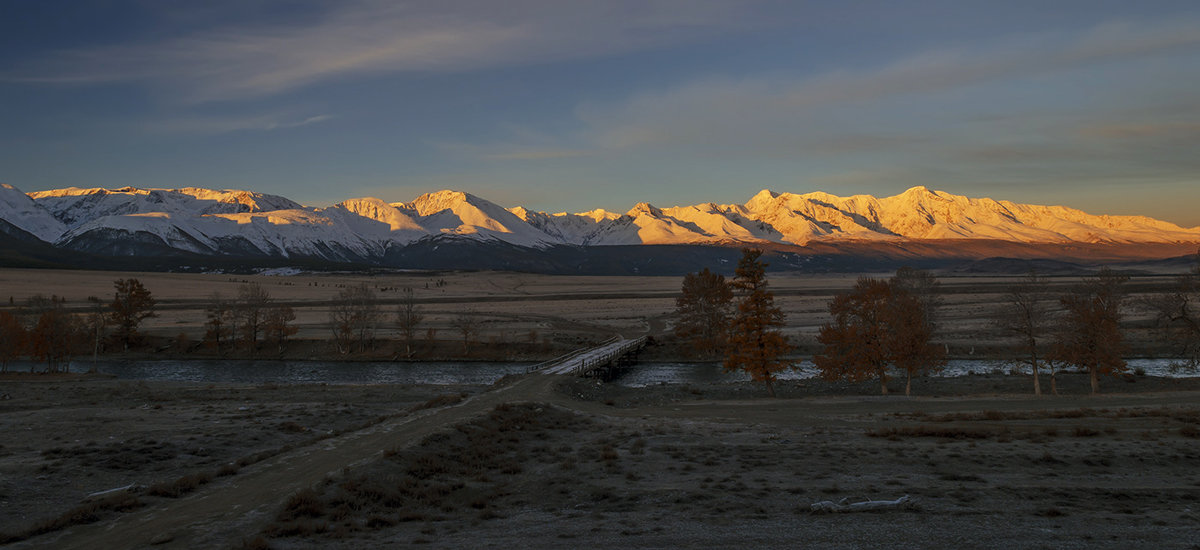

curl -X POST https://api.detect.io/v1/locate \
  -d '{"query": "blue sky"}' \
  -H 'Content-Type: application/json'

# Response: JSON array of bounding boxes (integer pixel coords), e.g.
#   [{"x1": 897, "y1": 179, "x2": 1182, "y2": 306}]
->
[{"x1": 2, "y1": 0, "x2": 1199, "y2": 225}]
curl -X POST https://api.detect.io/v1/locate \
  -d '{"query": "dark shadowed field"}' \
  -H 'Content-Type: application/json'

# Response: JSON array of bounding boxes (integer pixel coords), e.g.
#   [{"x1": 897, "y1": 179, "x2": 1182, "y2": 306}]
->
[{"x1": 2, "y1": 373, "x2": 1199, "y2": 549}]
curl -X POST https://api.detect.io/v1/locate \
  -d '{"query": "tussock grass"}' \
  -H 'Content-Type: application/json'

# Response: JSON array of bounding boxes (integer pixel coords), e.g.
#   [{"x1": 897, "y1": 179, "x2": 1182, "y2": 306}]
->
[
  {"x1": 0, "y1": 492, "x2": 143, "y2": 544},
  {"x1": 147, "y1": 471, "x2": 214, "y2": 498},
  {"x1": 262, "y1": 403, "x2": 592, "y2": 541},
  {"x1": 899, "y1": 407, "x2": 1200, "y2": 424}
]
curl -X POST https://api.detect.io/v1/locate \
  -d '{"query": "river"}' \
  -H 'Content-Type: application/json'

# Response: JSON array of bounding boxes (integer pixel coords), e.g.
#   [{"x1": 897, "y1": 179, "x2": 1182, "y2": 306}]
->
[{"x1": 29, "y1": 357, "x2": 1197, "y2": 387}]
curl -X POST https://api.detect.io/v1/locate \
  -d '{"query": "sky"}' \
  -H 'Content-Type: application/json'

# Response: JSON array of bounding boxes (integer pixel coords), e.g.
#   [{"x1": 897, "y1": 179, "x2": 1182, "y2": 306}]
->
[{"x1": 2, "y1": 0, "x2": 1199, "y2": 226}]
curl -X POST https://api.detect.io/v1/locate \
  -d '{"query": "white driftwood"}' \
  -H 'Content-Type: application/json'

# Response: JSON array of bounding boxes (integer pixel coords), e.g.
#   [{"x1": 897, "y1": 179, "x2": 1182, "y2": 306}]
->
[
  {"x1": 810, "y1": 495, "x2": 912, "y2": 513},
  {"x1": 86, "y1": 483, "x2": 140, "y2": 500}
]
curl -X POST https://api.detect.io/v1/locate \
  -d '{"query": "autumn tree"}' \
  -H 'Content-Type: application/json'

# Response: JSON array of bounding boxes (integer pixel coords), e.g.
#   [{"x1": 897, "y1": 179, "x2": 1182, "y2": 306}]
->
[
  {"x1": 814, "y1": 278, "x2": 890, "y2": 394},
  {"x1": 235, "y1": 283, "x2": 272, "y2": 352},
  {"x1": 0, "y1": 310, "x2": 25, "y2": 372},
  {"x1": 29, "y1": 300, "x2": 86, "y2": 372},
  {"x1": 329, "y1": 283, "x2": 381, "y2": 354},
  {"x1": 814, "y1": 276, "x2": 945, "y2": 395},
  {"x1": 1050, "y1": 268, "x2": 1128, "y2": 394},
  {"x1": 886, "y1": 287, "x2": 945, "y2": 395},
  {"x1": 1146, "y1": 251, "x2": 1200, "y2": 368},
  {"x1": 395, "y1": 287, "x2": 423, "y2": 358},
  {"x1": 110, "y1": 278, "x2": 156, "y2": 350},
  {"x1": 996, "y1": 271, "x2": 1055, "y2": 395},
  {"x1": 674, "y1": 268, "x2": 734, "y2": 357},
  {"x1": 723, "y1": 249, "x2": 791, "y2": 397}
]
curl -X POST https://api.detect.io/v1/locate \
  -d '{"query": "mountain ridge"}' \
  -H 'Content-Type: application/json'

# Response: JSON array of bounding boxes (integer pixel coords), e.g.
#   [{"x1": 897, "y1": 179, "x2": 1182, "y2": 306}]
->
[{"x1": 1, "y1": 183, "x2": 1197, "y2": 271}]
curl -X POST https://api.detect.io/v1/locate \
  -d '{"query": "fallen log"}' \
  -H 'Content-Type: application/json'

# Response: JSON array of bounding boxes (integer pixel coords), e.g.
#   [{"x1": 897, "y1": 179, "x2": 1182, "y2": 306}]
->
[{"x1": 810, "y1": 495, "x2": 912, "y2": 513}]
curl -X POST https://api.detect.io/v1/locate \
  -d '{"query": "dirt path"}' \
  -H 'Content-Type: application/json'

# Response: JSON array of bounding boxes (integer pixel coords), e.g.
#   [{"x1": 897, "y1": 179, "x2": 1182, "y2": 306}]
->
[{"x1": 15, "y1": 375, "x2": 560, "y2": 550}]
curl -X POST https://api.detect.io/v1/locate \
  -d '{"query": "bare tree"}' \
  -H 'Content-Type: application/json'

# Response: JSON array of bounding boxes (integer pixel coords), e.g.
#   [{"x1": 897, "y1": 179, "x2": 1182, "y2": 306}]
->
[
  {"x1": 235, "y1": 283, "x2": 271, "y2": 352},
  {"x1": 395, "y1": 287, "x2": 423, "y2": 358},
  {"x1": 1051, "y1": 268, "x2": 1128, "y2": 394},
  {"x1": 996, "y1": 271, "x2": 1054, "y2": 396},
  {"x1": 203, "y1": 292, "x2": 232, "y2": 355},
  {"x1": 892, "y1": 266, "x2": 942, "y2": 332},
  {"x1": 1145, "y1": 251, "x2": 1200, "y2": 369},
  {"x1": 264, "y1": 305, "x2": 297, "y2": 354},
  {"x1": 84, "y1": 296, "x2": 107, "y2": 372},
  {"x1": 451, "y1": 309, "x2": 481, "y2": 355},
  {"x1": 329, "y1": 283, "x2": 381, "y2": 354}
]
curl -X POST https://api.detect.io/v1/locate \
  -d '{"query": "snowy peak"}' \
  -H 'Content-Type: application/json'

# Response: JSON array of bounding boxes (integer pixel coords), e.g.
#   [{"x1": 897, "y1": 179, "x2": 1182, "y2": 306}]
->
[
  {"x1": 0, "y1": 183, "x2": 66, "y2": 242},
  {"x1": 626, "y1": 202, "x2": 664, "y2": 218},
  {"x1": 27, "y1": 186, "x2": 303, "y2": 229},
  {"x1": 403, "y1": 189, "x2": 552, "y2": 246},
  {"x1": 332, "y1": 197, "x2": 424, "y2": 233}
]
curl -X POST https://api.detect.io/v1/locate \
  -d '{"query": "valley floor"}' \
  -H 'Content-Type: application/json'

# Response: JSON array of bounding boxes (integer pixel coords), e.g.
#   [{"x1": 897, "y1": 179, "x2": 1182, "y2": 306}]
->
[{"x1": 1, "y1": 373, "x2": 1199, "y2": 548}]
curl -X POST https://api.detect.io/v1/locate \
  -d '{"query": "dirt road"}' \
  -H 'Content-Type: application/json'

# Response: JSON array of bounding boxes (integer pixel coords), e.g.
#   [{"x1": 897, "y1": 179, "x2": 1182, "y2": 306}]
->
[{"x1": 12, "y1": 375, "x2": 557, "y2": 549}]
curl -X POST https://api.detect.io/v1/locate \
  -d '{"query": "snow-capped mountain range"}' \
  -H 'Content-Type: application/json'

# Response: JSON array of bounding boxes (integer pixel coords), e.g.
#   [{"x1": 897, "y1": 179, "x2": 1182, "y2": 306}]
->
[{"x1": 2, "y1": 183, "x2": 1198, "y2": 265}]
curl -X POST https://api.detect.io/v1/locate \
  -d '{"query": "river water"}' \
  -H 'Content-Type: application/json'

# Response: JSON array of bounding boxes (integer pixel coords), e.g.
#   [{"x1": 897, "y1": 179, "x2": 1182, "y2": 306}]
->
[{"x1": 33, "y1": 357, "x2": 1197, "y2": 387}]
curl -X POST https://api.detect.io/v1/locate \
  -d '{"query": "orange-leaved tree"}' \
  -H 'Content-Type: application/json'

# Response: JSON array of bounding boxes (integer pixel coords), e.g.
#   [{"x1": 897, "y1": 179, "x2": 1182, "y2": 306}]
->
[
  {"x1": 723, "y1": 249, "x2": 791, "y2": 397},
  {"x1": 111, "y1": 278, "x2": 156, "y2": 350},
  {"x1": 814, "y1": 277, "x2": 891, "y2": 394},
  {"x1": 814, "y1": 276, "x2": 944, "y2": 395},
  {"x1": 674, "y1": 268, "x2": 734, "y2": 357},
  {"x1": 0, "y1": 310, "x2": 26, "y2": 372}
]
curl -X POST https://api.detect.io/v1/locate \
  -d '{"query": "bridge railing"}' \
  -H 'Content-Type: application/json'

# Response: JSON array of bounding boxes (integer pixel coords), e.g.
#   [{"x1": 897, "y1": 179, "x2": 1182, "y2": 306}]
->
[
  {"x1": 575, "y1": 336, "x2": 647, "y2": 376},
  {"x1": 527, "y1": 335, "x2": 621, "y2": 373}
]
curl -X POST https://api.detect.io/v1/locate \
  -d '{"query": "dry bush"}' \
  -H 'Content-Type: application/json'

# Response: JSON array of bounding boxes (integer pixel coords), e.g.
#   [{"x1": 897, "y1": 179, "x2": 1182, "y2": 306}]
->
[
  {"x1": 147, "y1": 471, "x2": 214, "y2": 498},
  {"x1": 408, "y1": 392, "x2": 467, "y2": 412},
  {"x1": 867, "y1": 426, "x2": 996, "y2": 440},
  {"x1": 237, "y1": 536, "x2": 273, "y2": 550},
  {"x1": 277, "y1": 488, "x2": 326, "y2": 521},
  {"x1": 277, "y1": 421, "x2": 307, "y2": 433}
]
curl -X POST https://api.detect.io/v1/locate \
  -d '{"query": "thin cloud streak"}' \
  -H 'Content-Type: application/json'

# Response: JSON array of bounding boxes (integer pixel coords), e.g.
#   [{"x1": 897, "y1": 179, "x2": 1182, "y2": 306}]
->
[
  {"x1": 575, "y1": 17, "x2": 1200, "y2": 152},
  {"x1": 6, "y1": 0, "x2": 775, "y2": 102},
  {"x1": 483, "y1": 149, "x2": 593, "y2": 161},
  {"x1": 145, "y1": 113, "x2": 334, "y2": 135}
]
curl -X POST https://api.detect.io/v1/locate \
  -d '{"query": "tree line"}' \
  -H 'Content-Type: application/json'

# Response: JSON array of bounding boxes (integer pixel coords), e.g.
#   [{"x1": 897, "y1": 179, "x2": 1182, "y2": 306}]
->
[
  {"x1": 0, "y1": 276, "x2": 502, "y2": 372},
  {"x1": 1, "y1": 278, "x2": 157, "y2": 372},
  {"x1": 676, "y1": 249, "x2": 1200, "y2": 396}
]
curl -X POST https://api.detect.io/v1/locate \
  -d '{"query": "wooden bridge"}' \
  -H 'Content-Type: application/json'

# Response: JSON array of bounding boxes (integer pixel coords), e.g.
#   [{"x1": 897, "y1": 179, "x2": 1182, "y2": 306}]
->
[{"x1": 530, "y1": 336, "x2": 648, "y2": 378}]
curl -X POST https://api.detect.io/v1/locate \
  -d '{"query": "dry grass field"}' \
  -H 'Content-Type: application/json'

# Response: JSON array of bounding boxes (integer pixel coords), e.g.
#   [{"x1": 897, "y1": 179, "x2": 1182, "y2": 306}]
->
[
  {"x1": 2, "y1": 374, "x2": 1199, "y2": 549},
  {"x1": 0, "y1": 267, "x2": 1185, "y2": 360},
  {"x1": 2, "y1": 267, "x2": 1198, "y2": 548}
]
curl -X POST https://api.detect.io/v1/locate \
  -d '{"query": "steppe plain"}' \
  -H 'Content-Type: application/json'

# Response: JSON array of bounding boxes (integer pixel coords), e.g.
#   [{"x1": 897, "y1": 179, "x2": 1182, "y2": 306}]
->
[{"x1": 1, "y1": 268, "x2": 1199, "y2": 549}]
